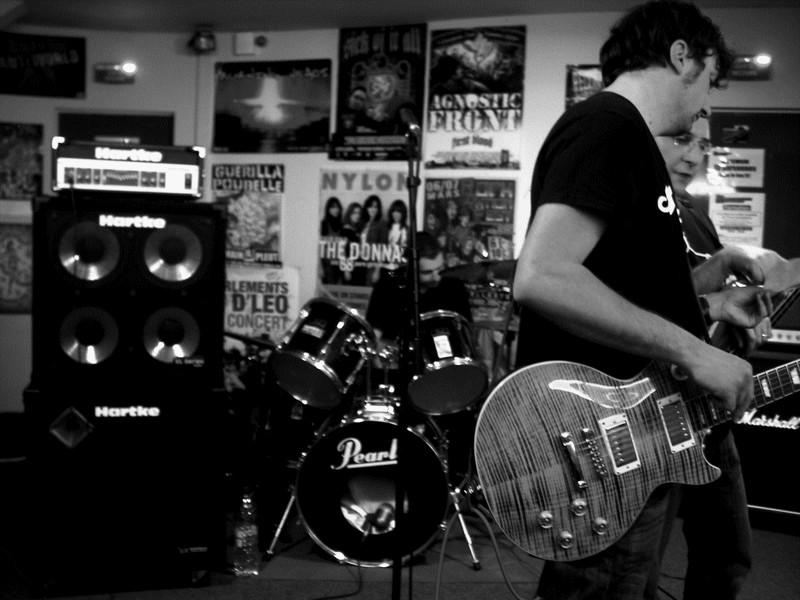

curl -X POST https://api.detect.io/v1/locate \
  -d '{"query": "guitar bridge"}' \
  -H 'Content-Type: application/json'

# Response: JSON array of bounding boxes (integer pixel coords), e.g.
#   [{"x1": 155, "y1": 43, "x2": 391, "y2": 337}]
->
[{"x1": 598, "y1": 414, "x2": 640, "y2": 474}]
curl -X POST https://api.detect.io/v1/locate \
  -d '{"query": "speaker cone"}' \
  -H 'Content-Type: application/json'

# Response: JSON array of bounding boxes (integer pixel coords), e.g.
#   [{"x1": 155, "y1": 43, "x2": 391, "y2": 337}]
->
[
  {"x1": 143, "y1": 224, "x2": 202, "y2": 283},
  {"x1": 58, "y1": 221, "x2": 121, "y2": 282},
  {"x1": 142, "y1": 307, "x2": 200, "y2": 363},
  {"x1": 59, "y1": 307, "x2": 119, "y2": 364}
]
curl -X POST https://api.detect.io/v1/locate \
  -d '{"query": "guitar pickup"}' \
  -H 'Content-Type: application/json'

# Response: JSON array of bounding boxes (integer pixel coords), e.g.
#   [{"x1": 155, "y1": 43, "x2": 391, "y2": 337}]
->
[
  {"x1": 598, "y1": 414, "x2": 640, "y2": 475},
  {"x1": 657, "y1": 393, "x2": 696, "y2": 453}
]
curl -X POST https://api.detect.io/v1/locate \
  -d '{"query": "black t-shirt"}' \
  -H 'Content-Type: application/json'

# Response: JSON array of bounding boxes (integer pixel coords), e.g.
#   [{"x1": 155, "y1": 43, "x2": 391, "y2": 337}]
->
[
  {"x1": 676, "y1": 190, "x2": 724, "y2": 268},
  {"x1": 516, "y1": 92, "x2": 706, "y2": 378},
  {"x1": 366, "y1": 268, "x2": 472, "y2": 342}
]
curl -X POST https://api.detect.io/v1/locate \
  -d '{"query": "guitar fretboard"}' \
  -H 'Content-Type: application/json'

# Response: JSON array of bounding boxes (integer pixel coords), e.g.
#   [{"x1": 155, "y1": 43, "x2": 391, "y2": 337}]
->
[{"x1": 686, "y1": 359, "x2": 800, "y2": 430}]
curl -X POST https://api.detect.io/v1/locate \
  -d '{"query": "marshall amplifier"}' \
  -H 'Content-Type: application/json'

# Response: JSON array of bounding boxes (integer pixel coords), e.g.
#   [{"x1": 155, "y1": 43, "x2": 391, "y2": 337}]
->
[{"x1": 736, "y1": 350, "x2": 800, "y2": 528}]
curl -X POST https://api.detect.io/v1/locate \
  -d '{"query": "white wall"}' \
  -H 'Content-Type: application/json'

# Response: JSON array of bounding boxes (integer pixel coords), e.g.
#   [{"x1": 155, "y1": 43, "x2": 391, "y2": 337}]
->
[{"x1": 2, "y1": 7, "x2": 798, "y2": 412}]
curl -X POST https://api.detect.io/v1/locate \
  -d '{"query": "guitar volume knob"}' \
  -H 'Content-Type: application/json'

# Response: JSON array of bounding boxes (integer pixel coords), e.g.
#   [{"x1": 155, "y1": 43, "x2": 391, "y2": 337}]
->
[
  {"x1": 570, "y1": 498, "x2": 588, "y2": 516},
  {"x1": 592, "y1": 517, "x2": 609, "y2": 535},
  {"x1": 537, "y1": 510, "x2": 554, "y2": 529},
  {"x1": 558, "y1": 530, "x2": 574, "y2": 549}
]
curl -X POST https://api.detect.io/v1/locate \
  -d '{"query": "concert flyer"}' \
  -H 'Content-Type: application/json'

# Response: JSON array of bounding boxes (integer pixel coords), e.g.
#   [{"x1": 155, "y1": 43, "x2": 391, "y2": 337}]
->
[
  {"x1": 330, "y1": 24, "x2": 426, "y2": 161},
  {"x1": 425, "y1": 26, "x2": 525, "y2": 169},
  {"x1": 212, "y1": 163, "x2": 284, "y2": 264},
  {"x1": 224, "y1": 264, "x2": 300, "y2": 352},
  {"x1": 317, "y1": 168, "x2": 409, "y2": 314},
  {"x1": 212, "y1": 59, "x2": 331, "y2": 153}
]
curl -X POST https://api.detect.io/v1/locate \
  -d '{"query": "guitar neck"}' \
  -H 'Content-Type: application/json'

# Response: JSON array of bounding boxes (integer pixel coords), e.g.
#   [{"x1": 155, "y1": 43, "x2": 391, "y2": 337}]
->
[{"x1": 687, "y1": 358, "x2": 800, "y2": 430}]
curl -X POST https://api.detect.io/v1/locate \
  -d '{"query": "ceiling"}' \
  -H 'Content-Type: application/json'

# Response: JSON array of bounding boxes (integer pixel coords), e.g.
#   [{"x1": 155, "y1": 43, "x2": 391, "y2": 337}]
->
[{"x1": 5, "y1": 0, "x2": 798, "y2": 33}]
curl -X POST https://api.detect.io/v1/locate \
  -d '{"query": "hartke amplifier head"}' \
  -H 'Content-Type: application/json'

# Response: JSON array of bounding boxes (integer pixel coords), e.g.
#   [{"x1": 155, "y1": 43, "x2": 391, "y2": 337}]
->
[
  {"x1": 51, "y1": 137, "x2": 205, "y2": 199},
  {"x1": 30, "y1": 195, "x2": 226, "y2": 392}
]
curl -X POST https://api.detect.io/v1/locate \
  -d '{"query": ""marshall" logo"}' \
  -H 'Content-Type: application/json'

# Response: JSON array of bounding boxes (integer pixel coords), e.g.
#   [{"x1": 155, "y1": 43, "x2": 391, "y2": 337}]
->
[
  {"x1": 98, "y1": 214, "x2": 167, "y2": 229},
  {"x1": 739, "y1": 409, "x2": 799, "y2": 430},
  {"x1": 95, "y1": 406, "x2": 161, "y2": 418},
  {"x1": 332, "y1": 437, "x2": 398, "y2": 470}
]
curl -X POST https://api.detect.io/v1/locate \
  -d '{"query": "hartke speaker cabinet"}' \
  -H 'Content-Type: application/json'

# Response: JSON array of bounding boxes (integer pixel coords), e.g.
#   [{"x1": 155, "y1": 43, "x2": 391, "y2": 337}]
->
[
  {"x1": 23, "y1": 194, "x2": 228, "y2": 593},
  {"x1": 29, "y1": 194, "x2": 226, "y2": 391},
  {"x1": 23, "y1": 386, "x2": 227, "y2": 594}
]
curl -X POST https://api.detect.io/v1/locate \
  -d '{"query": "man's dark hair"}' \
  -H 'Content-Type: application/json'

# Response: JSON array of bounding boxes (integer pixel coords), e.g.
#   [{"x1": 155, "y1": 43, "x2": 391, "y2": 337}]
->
[
  {"x1": 600, "y1": 0, "x2": 733, "y2": 87},
  {"x1": 415, "y1": 231, "x2": 443, "y2": 260}
]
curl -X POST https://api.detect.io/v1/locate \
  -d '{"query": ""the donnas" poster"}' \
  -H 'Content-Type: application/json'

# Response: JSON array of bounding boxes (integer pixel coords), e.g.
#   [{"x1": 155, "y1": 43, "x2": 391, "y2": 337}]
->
[{"x1": 317, "y1": 168, "x2": 409, "y2": 314}]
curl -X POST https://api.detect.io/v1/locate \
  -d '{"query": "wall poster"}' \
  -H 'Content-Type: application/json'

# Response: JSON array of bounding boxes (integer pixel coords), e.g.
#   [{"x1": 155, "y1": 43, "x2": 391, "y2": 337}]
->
[
  {"x1": 317, "y1": 168, "x2": 408, "y2": 314},
  {"x1": 0, "y1": 32, "x2": 85, "y2": 98},
  {"x1": 212, "y1": 163, "x2": 284, "y2": 264},
  {"x1": 423, "y1": 177, "x2": 515, "y2": 267},
  {"x1": 330, "y1": 24, "x2": 427, "y2": 161},
  {"x1": 0, "y1": 122, "x2": 43, "y2": 200},
  {"x1": 423, "y1": 177, "x2": 516, "y2": 332},
  {"x1": 425, "y1": 26, "x2": 525, "y2": 169},
  {"x1": 212, "y1": 59, "x2": 331, "y2": 153},
  {"x1": 565, "y1": 64, "x2": 603, "y2": 109},
  {"x1": 224, "y1": 263, "x2": 300, "y2": 352},
  {"x1": 0, "y1": 200, "x2": 33, "y2": 313}
]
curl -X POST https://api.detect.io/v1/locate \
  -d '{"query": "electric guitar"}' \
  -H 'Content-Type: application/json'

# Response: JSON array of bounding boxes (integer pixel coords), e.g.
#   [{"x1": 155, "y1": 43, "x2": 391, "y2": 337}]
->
[{"x1": 473, "y1": 356, "x2": 800, "y2": 562}]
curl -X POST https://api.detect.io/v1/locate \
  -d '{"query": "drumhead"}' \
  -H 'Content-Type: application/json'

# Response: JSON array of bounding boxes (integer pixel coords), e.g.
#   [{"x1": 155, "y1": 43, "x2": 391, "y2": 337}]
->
[
  {"x1": 268, "y1": 297, "x2": 376, "y2": 409},
  {"x1": 295, "y1": 417, "x2": 449, "y2": 567}
]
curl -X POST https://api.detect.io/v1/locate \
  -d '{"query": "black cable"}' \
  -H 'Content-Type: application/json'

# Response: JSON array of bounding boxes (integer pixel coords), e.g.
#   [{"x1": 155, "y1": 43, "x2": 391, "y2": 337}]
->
[
  {"x1": 434, "y1": 513, "x2": 459, "y2": 600},
  {"x1": 472, "y1": 505, "x2": 531, "y2": 600},
  {"x1": 306, "y1": 559, "x2": 362, "y2": 600}
]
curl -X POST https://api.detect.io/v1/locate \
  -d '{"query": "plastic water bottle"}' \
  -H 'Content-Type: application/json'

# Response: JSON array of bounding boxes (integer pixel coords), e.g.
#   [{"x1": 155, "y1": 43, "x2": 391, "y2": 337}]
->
[{"x1": 232, "y1": 490, "x2": 260, "y2": 576}]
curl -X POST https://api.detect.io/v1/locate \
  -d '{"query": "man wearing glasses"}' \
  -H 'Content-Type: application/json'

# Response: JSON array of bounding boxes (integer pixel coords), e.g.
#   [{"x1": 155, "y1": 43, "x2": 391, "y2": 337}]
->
[{"x1": 655, "y1": 115, "x2": 800, "y2": 599}]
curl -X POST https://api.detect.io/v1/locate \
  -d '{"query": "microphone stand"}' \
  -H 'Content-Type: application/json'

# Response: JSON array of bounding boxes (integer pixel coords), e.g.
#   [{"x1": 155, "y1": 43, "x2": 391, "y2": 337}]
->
[{"x1": 392, "y1": 124, "x2": 423, "y2": 600}]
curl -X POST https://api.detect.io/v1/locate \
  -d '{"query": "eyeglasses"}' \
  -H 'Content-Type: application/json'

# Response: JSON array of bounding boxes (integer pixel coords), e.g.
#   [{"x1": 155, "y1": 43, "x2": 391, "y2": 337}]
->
[{"x1": 673, "y1": 134, "x2": 712, "y2": 154}]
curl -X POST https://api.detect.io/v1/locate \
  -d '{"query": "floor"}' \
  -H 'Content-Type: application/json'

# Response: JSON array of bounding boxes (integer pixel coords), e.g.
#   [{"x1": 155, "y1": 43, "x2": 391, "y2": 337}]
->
[{"x1": 2, "y1": 495, "x2": 799, "y2": 600}]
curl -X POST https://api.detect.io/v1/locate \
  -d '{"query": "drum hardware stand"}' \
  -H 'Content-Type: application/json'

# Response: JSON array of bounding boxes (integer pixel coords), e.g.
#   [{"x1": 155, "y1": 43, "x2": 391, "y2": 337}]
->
[
  {"x1": 265, "y1": 337, "x2": 383, "y2": 560},
  {"x1": 435, "y1": 421, "x2": 482, "y2": 571},
  {"x1": 447, "y1": 481, "x2": 482, "y2": 570},
  {"x1": 264, "y1": 411, "x2": 337, "y2": 559}
]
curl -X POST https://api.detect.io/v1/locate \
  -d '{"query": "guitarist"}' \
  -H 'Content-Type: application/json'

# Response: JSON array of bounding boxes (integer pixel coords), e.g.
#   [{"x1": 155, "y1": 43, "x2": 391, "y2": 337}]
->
[
  {"x1": 651, "y1": 116, "x2": 799, "y2": 599},
  {"x1": 513, "y1": 2, "x2": 772, "y2": 599}
]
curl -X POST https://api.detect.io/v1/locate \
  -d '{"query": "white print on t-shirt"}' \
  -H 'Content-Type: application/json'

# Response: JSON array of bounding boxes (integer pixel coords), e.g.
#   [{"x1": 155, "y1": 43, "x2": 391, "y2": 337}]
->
[{"x1": 657, "y1": 185, "x2": 676, "y2": 215}]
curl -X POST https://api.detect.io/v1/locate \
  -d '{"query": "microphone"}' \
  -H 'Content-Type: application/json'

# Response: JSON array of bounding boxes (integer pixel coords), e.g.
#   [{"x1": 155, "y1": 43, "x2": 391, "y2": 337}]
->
[
  {"x1": 405, "y1": 123, "x2": 421, "y2": 145},
  {"x1": 364, "y1": 503, "x2": 395, "y2": 534},
  {"x1": 398, "y1": 105, "x2": 421, "y2": 143}
]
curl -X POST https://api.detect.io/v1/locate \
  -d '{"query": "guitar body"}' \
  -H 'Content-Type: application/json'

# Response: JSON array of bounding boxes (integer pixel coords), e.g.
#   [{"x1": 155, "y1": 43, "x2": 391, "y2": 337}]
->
[{"x1": 474, "y1": 360, "x2": 720, "y2": 562}]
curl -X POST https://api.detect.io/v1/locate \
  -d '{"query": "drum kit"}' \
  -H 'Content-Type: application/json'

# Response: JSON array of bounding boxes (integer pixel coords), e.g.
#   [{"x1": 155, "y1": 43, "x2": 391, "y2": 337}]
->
[{"x1": 227, "y1": 260, "x2": 518, "y2": 569}]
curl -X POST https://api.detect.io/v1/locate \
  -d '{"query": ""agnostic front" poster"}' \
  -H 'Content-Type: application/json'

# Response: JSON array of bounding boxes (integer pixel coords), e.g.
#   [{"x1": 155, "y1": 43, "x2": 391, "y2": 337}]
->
[
  {"x1": 317, "y1": 168, "x2": 409, "y2": 313},
  {"x1": 213, "y1": 163, "x2": 284, "y2": 264},
  {"x1": 425, "y1": 26, "x2": 525, "y2": 170}
]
